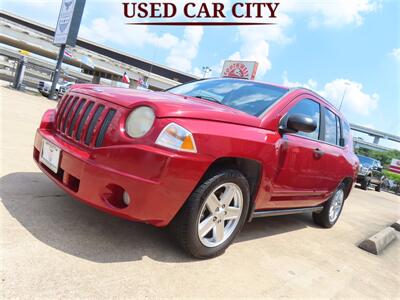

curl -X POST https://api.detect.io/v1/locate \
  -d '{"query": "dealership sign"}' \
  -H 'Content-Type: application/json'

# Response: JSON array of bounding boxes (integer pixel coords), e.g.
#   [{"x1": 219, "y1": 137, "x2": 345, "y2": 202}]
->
[
  {"x1": 221, "y1": 60, "x2": 259, "y2": 80},
  {"x1": 122, "y1": 2, "x2": 280, "y2": 25},
  {"x1": 54, "y1": 0, "x2": 86, "y2": 46}
]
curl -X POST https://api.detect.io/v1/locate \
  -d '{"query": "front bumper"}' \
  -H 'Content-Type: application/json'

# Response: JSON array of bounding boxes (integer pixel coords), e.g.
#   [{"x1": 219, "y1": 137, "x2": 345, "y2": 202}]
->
[{"x1": 34, "y1": 128, "x2": 212, "y2": 226}]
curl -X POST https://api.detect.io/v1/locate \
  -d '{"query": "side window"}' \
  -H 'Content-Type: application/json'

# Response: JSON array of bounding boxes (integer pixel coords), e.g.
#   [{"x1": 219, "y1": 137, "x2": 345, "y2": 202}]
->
[
  {"x1": 324, "y1": 109, "x2": 338, "y2": 145},
  {"x1": 336, "y1": 116, "x2": 341, "y2": 145},
  {"x1": 342, "y1": 119, "x2": 352, "y2": 147},
  {"x1": 287, "y1": 99, "x2": 320, "y2": 140}
]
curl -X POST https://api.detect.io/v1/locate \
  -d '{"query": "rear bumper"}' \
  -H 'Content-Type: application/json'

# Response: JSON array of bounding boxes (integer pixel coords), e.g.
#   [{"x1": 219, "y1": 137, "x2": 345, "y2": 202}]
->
[{"x1": 34, "y1": 129, "x2": 212, "y2": 226}]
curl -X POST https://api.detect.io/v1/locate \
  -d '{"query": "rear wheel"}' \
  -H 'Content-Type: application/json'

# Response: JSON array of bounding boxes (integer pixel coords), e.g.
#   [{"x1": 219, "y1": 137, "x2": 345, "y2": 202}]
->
[
  {"x1": 169, "y1": 169, "x2": 250, "y2": 258},
  {"x1": 313, "y1": 184, "x2": 345, "y2": 228}
]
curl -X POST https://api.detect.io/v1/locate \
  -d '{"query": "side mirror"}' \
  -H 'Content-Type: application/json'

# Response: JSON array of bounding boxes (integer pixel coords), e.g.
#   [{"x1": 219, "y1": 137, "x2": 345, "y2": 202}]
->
[{"x1": 280, "y1": 113, "x2": 317, "y2": 134}]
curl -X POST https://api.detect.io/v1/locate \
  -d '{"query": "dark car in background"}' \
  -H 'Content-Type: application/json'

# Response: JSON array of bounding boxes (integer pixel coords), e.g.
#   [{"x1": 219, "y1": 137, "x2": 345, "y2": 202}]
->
[{"x1": 356, "y1": 155, "x2": 384, "y2": 191}]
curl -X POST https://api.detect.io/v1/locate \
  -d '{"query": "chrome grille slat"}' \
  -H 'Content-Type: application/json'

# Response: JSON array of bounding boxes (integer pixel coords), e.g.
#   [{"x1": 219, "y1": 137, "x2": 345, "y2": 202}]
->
[
  {"x1": 56, "y1": 95, "x2": 73, "y2": 129},
  {"x1": 59, "y1": 99, "x2": 76, "y2": 132},
  {"x1": 75, "y1": 102, "x2": 94, "y2": 141},
  {"x1": 95, "y1": 109, "x2": 116, "y2": 147},
  {"x1": 67, "y1": 99, "x2": 86, "y2": 137},
  {"x1": 56, "y1": 93, "x2": 117, "y2": 148},
  {"x1": 84, "y1": 105, "x2": 105, "y2": 145},
  {"x1": 62, "y1": 97, "x2": 79, "y2": 133}
]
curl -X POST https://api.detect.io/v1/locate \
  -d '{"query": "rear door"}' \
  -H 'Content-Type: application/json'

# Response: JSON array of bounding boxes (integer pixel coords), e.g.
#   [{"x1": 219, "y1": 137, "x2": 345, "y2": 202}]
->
[
  {"x1": 269, "y1": 97, "x2": 327, "y2": 208},
  {"x1": 318, "y1": 107, "x2": 346, "y2": 193}
]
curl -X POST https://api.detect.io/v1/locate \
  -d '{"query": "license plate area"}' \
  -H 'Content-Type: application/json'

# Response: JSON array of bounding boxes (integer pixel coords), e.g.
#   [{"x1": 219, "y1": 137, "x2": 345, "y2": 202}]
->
[{"x1": 40, "y1": 139, "x2": 61, "y2": 173}]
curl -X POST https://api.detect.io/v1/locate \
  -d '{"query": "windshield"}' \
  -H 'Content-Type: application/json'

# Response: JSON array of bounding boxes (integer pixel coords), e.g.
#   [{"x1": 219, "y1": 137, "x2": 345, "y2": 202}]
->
[
  {"x1": 357, "y1": 155, "x2": 375, "y2": 167},
  {"x1": 167, "y1": 78, "x2": 288, "y2": 117}
]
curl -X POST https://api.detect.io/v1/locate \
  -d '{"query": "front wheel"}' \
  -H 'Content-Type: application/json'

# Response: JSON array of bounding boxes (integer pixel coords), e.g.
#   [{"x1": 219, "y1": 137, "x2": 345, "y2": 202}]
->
[
  {"x1": 375, "y1": 184, "x2": 381, "y2": 192},
  {"x1": 360, "y1": 177, "x2": 370, "y2": 190},
  {"x1": 313, "y1": 184, "x2": 345, "y2": 228},
  {"x1": 169, "y1": 169, "x2": 250, "y2": 258}
]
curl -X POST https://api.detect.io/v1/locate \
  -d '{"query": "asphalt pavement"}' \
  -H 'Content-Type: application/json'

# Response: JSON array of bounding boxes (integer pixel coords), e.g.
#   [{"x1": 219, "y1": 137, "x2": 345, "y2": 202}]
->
[{"x1": 1, "y1": 83, "x2": 399, "y2": 299}]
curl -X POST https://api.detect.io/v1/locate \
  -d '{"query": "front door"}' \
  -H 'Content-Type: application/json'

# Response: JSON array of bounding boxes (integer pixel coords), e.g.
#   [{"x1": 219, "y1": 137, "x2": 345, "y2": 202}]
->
[{"x1": 268, "y1": 98, "x2": 327, "y2": 208}]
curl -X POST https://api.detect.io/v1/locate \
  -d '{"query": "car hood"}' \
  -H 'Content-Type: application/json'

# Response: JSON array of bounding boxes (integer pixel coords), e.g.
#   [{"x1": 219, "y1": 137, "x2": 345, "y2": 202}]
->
[{"x1": 72, "y1": 84, "x2": 262, "y2": 127}]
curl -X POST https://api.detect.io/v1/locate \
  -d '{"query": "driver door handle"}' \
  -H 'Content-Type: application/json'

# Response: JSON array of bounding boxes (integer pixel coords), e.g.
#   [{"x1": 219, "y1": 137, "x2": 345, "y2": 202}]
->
[{"x1": 313, "y1": 148, "x2": 325, "y2": 159}]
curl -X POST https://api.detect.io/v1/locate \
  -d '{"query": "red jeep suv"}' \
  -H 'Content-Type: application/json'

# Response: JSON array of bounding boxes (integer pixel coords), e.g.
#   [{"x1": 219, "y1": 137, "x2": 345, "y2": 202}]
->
[{"x1": 34, "y1": 78, "x2": 358, "y2": 258}]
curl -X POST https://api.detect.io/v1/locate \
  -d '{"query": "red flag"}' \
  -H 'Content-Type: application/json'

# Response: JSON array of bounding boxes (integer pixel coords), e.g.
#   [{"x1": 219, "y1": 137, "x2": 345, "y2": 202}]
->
[
  {"x1": 64, "y1": 49, "x2": 73, "y2": 58},
  {"x1": 122, "y1": 72, "x2": 130, "y2": 84}
]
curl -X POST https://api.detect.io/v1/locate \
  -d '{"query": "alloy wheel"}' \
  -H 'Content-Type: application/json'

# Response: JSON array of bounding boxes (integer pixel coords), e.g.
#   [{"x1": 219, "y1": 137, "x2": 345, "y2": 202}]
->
[
  {"x1": 197, "y1": 183, "x2": 243, "y2": 247},
  {"x1": 329, "y1": 189, "x2": 344, "y2": 223}
]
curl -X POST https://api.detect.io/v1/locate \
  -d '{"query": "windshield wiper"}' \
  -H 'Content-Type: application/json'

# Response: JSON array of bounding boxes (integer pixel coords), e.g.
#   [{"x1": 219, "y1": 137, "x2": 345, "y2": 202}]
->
[{"x1": 192, "y1": 95, "x2": 222, "y2": 104}]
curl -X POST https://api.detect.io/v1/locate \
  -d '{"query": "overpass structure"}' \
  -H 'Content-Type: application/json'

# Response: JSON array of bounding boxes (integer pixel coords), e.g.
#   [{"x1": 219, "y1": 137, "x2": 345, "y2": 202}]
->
[
  {"x1": 350, "y1": 123, "x2": 400, "y2": 144},
  {"x1": 350, "y1": 124, "x2": 400, "y2": 152},
  {"x1": 0, "y1": 10, "x2": 198, "y2": 90}
]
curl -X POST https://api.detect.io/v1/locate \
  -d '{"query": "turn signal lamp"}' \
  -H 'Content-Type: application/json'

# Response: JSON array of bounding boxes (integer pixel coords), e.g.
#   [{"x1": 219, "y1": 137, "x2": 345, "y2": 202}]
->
[{"x1": 155, "y1": 123, "x2": 197, "y2": 153}]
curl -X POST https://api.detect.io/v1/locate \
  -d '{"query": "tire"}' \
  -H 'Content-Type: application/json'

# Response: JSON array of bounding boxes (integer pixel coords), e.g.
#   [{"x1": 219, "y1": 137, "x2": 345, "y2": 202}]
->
[
  {"x1": 375, "y1": 184, "x2": 381, "y2": 192},
  {"x1": 313, "y1": 184, "x2": 346, "y2": 228},
  {"x1": 360, "y1": 177, "x2": 370, "y2": 190},
  {"x1": 169, "y1": 169, "x2": 250, "y2": 258}
]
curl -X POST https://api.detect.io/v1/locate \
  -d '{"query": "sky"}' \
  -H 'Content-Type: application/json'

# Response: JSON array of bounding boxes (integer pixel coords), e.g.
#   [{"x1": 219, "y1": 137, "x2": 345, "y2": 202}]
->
[{"x1": 2, "y1": 0, "x2": 399, "y2": 149}]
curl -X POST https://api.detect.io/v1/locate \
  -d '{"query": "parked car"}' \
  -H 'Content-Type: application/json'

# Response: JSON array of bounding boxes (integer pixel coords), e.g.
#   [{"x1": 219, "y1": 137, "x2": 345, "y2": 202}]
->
[
  {"x1": 37, "y1": 81, "x2": 74, "y2": 98},
  {"x1": 356, "y1": 155, "x2": 384, "y2": 191},
  {"x1": 33, "y1": 78, "x2": 358, "y2": 258},
  {"x1": 58, "y1": 82, "x2": 74, "y2": 98}
]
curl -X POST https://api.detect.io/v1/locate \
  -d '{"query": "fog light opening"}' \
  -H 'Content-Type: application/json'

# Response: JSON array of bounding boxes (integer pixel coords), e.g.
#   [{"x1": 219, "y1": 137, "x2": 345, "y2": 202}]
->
[
  {"x1": 123, "y1": 191, "x2": 131, "y2": 206},
  {"x1": 102, "y1": 184, "x2": 130, "y2": 209}
]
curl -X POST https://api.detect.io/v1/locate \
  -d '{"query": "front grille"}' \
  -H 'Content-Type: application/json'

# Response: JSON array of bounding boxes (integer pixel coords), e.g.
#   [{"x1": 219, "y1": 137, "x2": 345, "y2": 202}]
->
[{"x1": 55, "y1": 94, "x2": 117, "y2": 147}]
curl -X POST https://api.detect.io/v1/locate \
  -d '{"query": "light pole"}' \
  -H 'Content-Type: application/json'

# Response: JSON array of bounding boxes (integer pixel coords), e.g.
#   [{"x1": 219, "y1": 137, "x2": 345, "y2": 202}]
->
[
  {"x1": 339, "y1": 82, "x2": 350, "y2": 111},
  {"x1": 202, "y1": 66, "x2": 212, "y2": 78},
  {"x1": 49, "y1": 44, "x2": 66, "y2": 100},
  {"x1": 49, "y1": 0, "x2": 86, "y2": 100}
]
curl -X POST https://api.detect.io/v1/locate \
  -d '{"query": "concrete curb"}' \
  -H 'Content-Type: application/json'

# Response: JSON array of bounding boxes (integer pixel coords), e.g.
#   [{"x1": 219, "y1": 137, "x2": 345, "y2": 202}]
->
[
  {"x1": 391, "y1": 220, "x2": 400, "y2": 231},
  {"x1": 358, "y1": 227, "x2": 397, "y2": 255}
]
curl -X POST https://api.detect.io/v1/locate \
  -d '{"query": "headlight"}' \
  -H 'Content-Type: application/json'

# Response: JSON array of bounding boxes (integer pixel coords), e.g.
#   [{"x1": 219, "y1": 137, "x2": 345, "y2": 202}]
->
[
  {"x1": 359, "y1": 166, "x2": 368, "y2": 175},
  {"x1": 155, "y1": 123, "x2": 197, "y2": 153},
  {"x1": 125, "y1": 106, "x2": 155, "y2": 138}
]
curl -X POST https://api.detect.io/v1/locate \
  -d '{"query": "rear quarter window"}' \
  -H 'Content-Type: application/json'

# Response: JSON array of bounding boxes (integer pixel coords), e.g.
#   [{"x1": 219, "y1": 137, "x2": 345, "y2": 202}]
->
[
  {"x1": 342, "y1": 119, "x2": 353, "y2": 148},
  {"x1": 324, "y1": 109, "x2": 338, "y2": 145}
]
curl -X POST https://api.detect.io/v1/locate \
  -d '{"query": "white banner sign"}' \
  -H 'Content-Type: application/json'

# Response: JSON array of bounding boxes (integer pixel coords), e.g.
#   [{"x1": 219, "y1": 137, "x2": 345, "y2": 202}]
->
[
  {"x1": 221, "y1": 60, "x2": 259, "y2": 80},
  {"x1": 54, "y1": 0, "x2": 77, "y2": 45}
]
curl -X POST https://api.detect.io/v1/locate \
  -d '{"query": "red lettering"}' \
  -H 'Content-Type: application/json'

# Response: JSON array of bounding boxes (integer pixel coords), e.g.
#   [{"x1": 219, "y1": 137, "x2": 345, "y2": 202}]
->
[
  {"x1": 150, "y1": 3, "x2": 162, "y2": 18},
  {"x1": 267, "y1": 3, "x2": 280, "y2": 18},
  {"x1": 212, "y1": 3, "x2": 225, "y2": 18},
  {"x1": 184, "y1": 2, "x2": 196, "y2": 18},
  {"x1": 232, "y1": 3, "x2": 244, "y2": 18},
  {"x1": 122, "y1": 2, "x2": 135, "y2": 18},
  {"x1": 137, "y1": 3, "x2": 148, "y2": 18},
  {"x1": 197, "y1": 3, "x2": 211, "y2": 18},
  {"x1": 164, "y1": 3, "x2": 177, "y2": 18}
]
